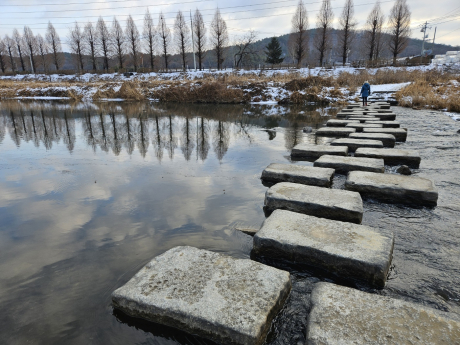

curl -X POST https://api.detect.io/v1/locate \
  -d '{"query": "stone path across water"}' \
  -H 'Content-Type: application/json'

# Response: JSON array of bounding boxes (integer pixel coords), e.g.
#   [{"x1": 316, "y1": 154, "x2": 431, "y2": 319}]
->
[
  {"x1": 261, "y1": 163, "x2": 334, "y2": 187},
  {"x1": 314, "y1": 155, "x2": 385, "y2": 173}
]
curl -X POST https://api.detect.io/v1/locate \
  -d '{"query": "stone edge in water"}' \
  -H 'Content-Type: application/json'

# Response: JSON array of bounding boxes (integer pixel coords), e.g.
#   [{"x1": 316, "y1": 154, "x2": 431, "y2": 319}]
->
[
  {"x1": 260, "y1": 163, "x2": 335, "y2": 187},
  {"x1": 307, "y1": 282, "x2": 460, "y2": 344},
  {"x1": 253, "y1": 210, "x2": 394, "y2": 288},
  {"x1": 111, "y1": 246, "x2": 291, "y2": 345}
]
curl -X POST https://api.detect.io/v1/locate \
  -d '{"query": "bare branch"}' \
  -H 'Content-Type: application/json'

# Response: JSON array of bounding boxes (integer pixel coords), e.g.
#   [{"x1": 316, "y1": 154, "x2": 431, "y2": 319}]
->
[
  {"x1": 125, "y1": 15, "x2": 140, "y2": 71},
  {"x1": 143, "y1": 9, "x2": 156, "y2": 70},
  {"x1": 46, "y1": 22, "x2": 64, "y2": 71},
  {"x1": 96, "y1": 17, "x2": 111, "y2": 71},
  {"x1": 338, "y1": 0, "x2": 357, "y2": 65},
  {"x1": 13, "y1": 29, "x2": 26, "y2": 71},
  {"x1": 23, "y1": 26, "x2": 37, "y2": 73},
  {"x1": 314, "y1": 0, "x2": 334, "y2": 66},
  {"x1": 83, "y1": 22, "x2": 98, "y2": 70},
  {"x1": 157, "y1": 12, "x2": 171, "y2": 70},
  {"x1": 193, "y1": 9, "x2": 207, "y2": 70},
  {"x1": 210, "y1": 8, "x2": 228, "y2": 70},
  {"x1": 289, "y1": 0, "x2": 309, "y2": 67},
  {"x1": 112, "y1": 17, "x2": 125, "y2": 69},
  {"x1": 388, "y1": 0, "x2": 411, "y2": 65},
  {"x1": 233, "y1": 30, "x2": 258, "y2": 68},
  {"x1": 174, "y1": 10, "x2": 190, "y2": 71},
  {"x1": 68, "y1": 22, "x2": 85, "y2": 71}
]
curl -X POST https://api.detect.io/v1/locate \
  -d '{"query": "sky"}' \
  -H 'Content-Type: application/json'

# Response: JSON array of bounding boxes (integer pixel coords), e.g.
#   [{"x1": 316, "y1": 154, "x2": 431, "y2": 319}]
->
[{"x1": 0, "y1": 0, "x2": 459, "y2": 51}]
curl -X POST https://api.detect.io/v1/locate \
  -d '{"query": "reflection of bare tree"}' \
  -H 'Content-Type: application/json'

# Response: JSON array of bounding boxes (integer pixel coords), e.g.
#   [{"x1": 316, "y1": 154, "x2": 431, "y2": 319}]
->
[
  {"x1": 63, "y1": 111, "x2": 76, "y2": 153},
  {"x1": 137, "y1": 114, "x2": 149, "y2": 158},
  {"x1": 30, "y1": 111, "x2": 40, "y2": 148},
  {"x1": 235, "y1": 117, "x2": 254, "y2": 144},
  {"x1": 97, "y1": 113, "x2": 109, "y2": 153},
  {"x1": 165, "y1": 116, "x2": 177, "y2": 160},
  {"x1": 181, "y1": 117, "x2": 195, "y2": 161},
  {"x1": 196, "y1": 117, "x2": 210, "y2": 161},
  {"x1": 82, "y1": 110, "x2": 97, "y2": 152},
  {"x1": 284, "y1": 122, "x2": 303, "y2": 150},
  {"x1": 41, "y1": 110, "x2": 53, "y2": 150},
  {"x1": 153, "y1": 116, "x2": 164, "y2": 162},
  {"x1": 123, "y1": 114, "x2": 136, "y2": 155},
  {"x1": 109, "y1": 113, "x2": 122, "y2": 156},
  {"x1": 0, "y1": 113, "x2": 5, "y2": 145},
  {"x1": 8, "y1": 110, "x2": 22, "y2": 146},
  {"x1": 213, "y1": 120, "x2": 230, "y2": 161}
]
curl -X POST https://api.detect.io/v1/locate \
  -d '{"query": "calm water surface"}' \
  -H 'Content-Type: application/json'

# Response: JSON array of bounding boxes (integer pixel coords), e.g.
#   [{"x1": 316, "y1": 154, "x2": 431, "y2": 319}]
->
[{"x1": 0, "y1": 101, "x2": 459, "y2": 345}]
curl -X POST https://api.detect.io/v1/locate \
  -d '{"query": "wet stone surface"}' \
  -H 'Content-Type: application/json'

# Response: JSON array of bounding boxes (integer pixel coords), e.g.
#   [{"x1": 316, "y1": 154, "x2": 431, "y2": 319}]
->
[
  {"x1": 330, "y1": 138, "x2": 384, "y2": 152},
  {"x1": 314, "y1": 155, "x2": 385, "y2": 173},
  {"x1": 291, "y1": 144, "x2": 348, "y2": 158},
  {"x1": 354, "y1": 147, "x2": 421, "y2": 168},
  {"x1": 112, "y1": 246, "x2": 291, "y2": 345},
  {"x1": 261, "y1": 163, "x2": 334, "y2": 187},
  {"x1": 349, "y1": 132, "x2": 396, "y2": 147}
]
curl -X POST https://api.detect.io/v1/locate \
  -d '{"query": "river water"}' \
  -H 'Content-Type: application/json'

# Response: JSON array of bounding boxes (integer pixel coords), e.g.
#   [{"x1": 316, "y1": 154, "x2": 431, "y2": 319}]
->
[{"x1": 0, "y1": 101, "x2": 459, "y2": 345}]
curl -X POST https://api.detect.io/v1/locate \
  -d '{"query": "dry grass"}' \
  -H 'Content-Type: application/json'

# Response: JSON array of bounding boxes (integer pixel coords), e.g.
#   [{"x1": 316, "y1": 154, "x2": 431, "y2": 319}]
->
[{"x1": 155, "y1": 82, "x2": 244, "y2": 103}]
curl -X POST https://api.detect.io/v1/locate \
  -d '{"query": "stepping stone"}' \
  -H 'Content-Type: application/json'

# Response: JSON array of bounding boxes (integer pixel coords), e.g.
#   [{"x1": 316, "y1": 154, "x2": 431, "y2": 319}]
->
[
  {"x1": 316, "y1": 127, "x2": 356, "y2": 136},
  {"x1": 363, "y1": 128, "x2": 407, "y2": 142},
  {"x1": 346, "y1": 123, "x2": 383, "y2": 132},
  {"x1": 347, "y1": 117, "x2": 380, "y2": 123},
  {"x1": 349, "y1": 132, "x2": 396, "y2": 148},
  {"x1": 291, "y1": 144, "x2": 348, "y2": 159},
  {"x1": 314, "y1": 155, "x2": 385, "y2": 173},
  {"x1": 345, "y1": 171, "x2": 438, "y2": 206},
  {"x1": 112, "y1": 246, "x2": 291, "y2": 345},
  {"x1": 253, "y1": 210, "x2": 394, "y2": 288},
  {"x1": 364, "y1": 120, "x2": 400, "y2": 128},
  {"x1": 326, "y1": 119, "x2": 359, "y2": 127},
  {"x1": 307, "y1": 283, "x2": 460, "y2": 345},
  {"x1": 331, "y1": 138, "x2": 384, "y2": 152},
  {"x1": 354, "y1": 148, "x2": 421, "y2": 168},
  {"x1": 376, "y1": 109, "x2": 393, "y2": 113},
  {"x1": 264, "y1": 182, "x2": 363, "y2": 224},
  {"x1": 261, "y1": 163, "x2": 335, "y2": 187},
  {"x1": 373, "y1": 113, "x2": 397, "y2": 121}
]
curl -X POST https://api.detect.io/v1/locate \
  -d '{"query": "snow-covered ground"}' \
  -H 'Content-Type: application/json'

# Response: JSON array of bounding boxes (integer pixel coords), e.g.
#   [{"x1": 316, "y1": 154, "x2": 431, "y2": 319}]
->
[{"x1": 445, "y1": 112, "x2": 460, "y2": 121}]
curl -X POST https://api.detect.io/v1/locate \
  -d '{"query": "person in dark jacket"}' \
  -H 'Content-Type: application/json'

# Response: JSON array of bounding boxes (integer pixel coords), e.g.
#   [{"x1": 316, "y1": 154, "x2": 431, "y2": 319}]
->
[{"x1": 360, "y1": 81, "x2": 371, "y2": 106}]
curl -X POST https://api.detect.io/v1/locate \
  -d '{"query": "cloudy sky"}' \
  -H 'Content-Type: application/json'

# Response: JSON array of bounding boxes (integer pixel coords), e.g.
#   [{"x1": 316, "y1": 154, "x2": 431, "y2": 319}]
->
[{"x1": 0, "y1": 0, "x2": 459, "y2": 51}]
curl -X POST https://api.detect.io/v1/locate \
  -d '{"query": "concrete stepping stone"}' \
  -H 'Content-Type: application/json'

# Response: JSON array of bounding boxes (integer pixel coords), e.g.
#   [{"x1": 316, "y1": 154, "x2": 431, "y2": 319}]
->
[
  {"x1": 253, "y1": 210, "x2": 394, "y2": 288},
  {"x1": 314, "y1": 155, "x2": 385, "y2": 173},
  {"x1": 346, "y1": 117, "x2": 380, "y2": 123},
  {"x1": 112, "y1": 246, "x2": 291, "y2": 345},
  {"x1": 316, "y1": 127, "x2": 356, "y2": 136},
  {"x1": 364, "y1": 120, "x2": 400, "y2": 128},
  {"x1": 326, "y1": 119, "x2": 359, "y2": 127},
  {"x1": 331, "y1": 138, "x2": 384, "y2": 152},
  {"x1": 349, "y1": 132, "x2": 396, "y2": 148},
  {"x1": 264, "y1": 182, "x2": 363, "y2": 224},
  {"x1": 373, "y1": 113, "x2": 397, "y2": 121},
  {"x1": 307, "y1": 282, "x2": 460, "y2": 345},
  {"x1": 345, "y1": 171, "x2": 438, "y2": 206},
  {"x1": 345, "y1": 123, "x2": 383, "y2": 132},
  {"x1": 261, "y1": 163, "x2": 335, "y2": 187},
  {"x1": 291, "y1": 144, "x2": 348, "y2": 159},
  {"x1": 354, "y1": 148, "x2": 421, "y2": 168},
  {"x1": 363, "y1": 128, "x2": 407, "y2": 141}
]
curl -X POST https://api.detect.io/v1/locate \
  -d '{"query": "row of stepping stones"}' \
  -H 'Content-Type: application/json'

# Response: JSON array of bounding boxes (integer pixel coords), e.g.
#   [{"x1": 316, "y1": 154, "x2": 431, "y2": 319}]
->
[{"x1": 108, "y1": 102, "x2": 459, "y2": 345}]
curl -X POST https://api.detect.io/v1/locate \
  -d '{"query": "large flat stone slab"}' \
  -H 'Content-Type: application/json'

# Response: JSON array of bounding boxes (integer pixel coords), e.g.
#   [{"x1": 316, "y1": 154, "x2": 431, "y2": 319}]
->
[
  {"x1": 264, "y1": 182, "x2": 363, "y2": 224},
  {"x1": 314, "y1": 155, "x2": 385, "y2": 173},
  {"x1": 363, "y1": 128, "x2": 407, "y2": 141},
  {"x1": 331, "y1": 138, "x2": 384, "y2": 152},
  {"x1": 261, "y1": 163, "x2": 334, "y2": 187},
  {"x1": 345, "y1": 171, "x2": 438, "y2": 206},
  {"x1": 354, "y1": 148, "x2": 421, "y2": 168},
  {"x1": 291, "y1": 144, "x2": 348, "y2": 159},
  {"x1": 345, "y1": 123, "x2": 383, "y2": 132},
  {"x1": 373, "y1": 113, "x2": 397, "y2": 121},
  {"x1": 253, "y1": 210, "x2": 394, "y2": 288},
  {"x1": 349, "y1": 132, "x2": 396, "y2": 148},
  {"x1": 316, "y1": 127, "x2": 356, "y2": 137},
  {"x1": 307, "y1": 282, "x2": 460, "y2": 345},
  {"x1": 326, "y1": 119, "x2": 359, "y2": 127},
  {"x1": 365, "y1": 120, "x2": 401, "y2": 128},
  {"x1": 346, "y1": 117, "x2": 380, "y2": 123},
  {"x1": 112, "y1": 246, "x2": 291, "y2": 345}
]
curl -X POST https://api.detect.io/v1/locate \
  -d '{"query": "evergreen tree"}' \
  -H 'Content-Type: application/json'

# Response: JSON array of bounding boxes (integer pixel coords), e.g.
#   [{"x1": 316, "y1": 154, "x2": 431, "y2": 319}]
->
[{"x1": 265, "y1": 37, "x2": 284, "y2": 65}]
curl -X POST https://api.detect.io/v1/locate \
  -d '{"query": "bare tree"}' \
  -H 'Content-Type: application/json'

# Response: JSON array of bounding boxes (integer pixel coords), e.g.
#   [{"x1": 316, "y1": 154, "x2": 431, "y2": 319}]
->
[
  {"x1": 314, "y1": 0, "x2": 334, "y2": 66},
  {"x1": 46, "y1": 22, "x2": 64, "y2": 71},
  {"x1": 12, "y1": 29, "x2": 26, "y2": 72},
  {"x1": 4, "y1": 35, "x2": 16, "y2": 72},
  {"x1": 84, "y1": 22, "x2": 98, "y2": 70},
  {"x1": 174, "y1": 10, "x2": 190, "y2": 71},
  {"x1": 36, "y1": 34, "x2": 50, "y2": 73},
  {"x1": 289, "y1": 0, "x2": 309, "y2": 67},
  {"x1": 338, "y1": 0, "x2": 357, "y2": 65},
  {"x1": 69, "y1": 22, "x2": 85, "y2": 71},
  {"x1": 193, "y1": 9, "x2": 206, "y2": 71},
  {"x1": 210, "y1": 9, "x2": 228, "y2": 70},
  {"x1": 112, "y1": 17, "x2": 125, "y2": 69},
  {"x1": 96, "y1": 17, "x2": 111, "y2": 71},
  {"x1": 388, "y1": 0, "x2": 411, "y2": 65},
  {"x1": 125, "y1": 15, "x2": 141, "y2": 71},
  {"x1": 364, "y1": 1, "x2": 385, "y2": 62},
  {"x1": 157, "y1": 12, "x2": 171, "y2": 70},
  {"x1": 0, "y1": 38, "x2": 6, "y2": 73},
  {"x1": 23, "y1": 26, "x2": 37, "y2": 73},
  {"x1": 233, "y1": 30, "x2": 258, "y2": 68},
  {"x1": 143, "y1": 8, "x2": 156, "y2": 70}
]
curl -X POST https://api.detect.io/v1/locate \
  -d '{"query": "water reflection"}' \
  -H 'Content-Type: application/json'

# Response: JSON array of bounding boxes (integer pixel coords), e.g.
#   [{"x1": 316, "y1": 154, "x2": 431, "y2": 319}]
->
[{"x1": 0, "y1": 101, "x2": 335, "y2": 161}]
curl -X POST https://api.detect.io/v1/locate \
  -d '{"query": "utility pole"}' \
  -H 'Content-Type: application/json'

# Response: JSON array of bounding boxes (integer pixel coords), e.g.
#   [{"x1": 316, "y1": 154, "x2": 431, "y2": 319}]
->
[
  {"x1": 420, "y1": 21, "x2": 431, "y2": 64},
  {"x1": 190, "y1": 10, "x2": 196, "y2": 71},
  {"x1": 431, "y1": 27, "x2": 437, "y2": 55}
]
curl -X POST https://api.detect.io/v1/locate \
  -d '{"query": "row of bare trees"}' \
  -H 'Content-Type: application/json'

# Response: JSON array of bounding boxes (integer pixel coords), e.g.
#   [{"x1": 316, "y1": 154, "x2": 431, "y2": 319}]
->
[
  {"x1": 289, "y1": 0, "x2": 411, "y2": 67},
  {"x1": 0, "y1": 8, "x2": 229, "y2": 73}
]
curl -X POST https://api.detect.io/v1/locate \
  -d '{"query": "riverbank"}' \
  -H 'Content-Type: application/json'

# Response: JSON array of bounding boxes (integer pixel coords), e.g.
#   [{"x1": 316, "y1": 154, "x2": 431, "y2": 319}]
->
[{"x1": 0, "y1": 66, "x2": 452, "y2": 106}]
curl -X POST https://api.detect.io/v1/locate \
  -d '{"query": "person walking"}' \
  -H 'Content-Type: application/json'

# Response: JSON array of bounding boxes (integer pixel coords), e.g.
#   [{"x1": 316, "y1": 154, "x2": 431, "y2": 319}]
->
[{"x1": 360, "y1": 80, "x2": 371, "y2": 106}]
